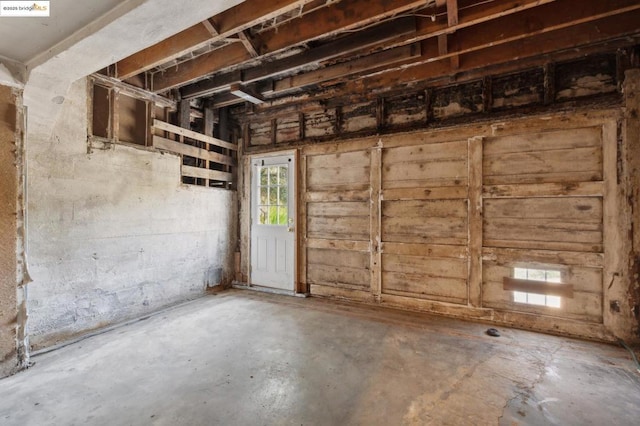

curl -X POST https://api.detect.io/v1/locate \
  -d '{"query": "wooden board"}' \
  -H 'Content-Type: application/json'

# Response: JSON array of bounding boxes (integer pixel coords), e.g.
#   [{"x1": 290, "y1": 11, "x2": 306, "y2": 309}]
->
[
  {"x1": 484, "y1": 127, "x2": 602, "y2": 184},
  {"x1": 307, "y1": 150, "x2": 370, "y2": 191},
  {"x1": 307, "y1": 248, "x2": 370, "y2": 290},
  {"x1": 483, "y1": 197, "x2": 603, "y2": 252},
  {"x1": 382, "y1": 199, "x2": 468, "y2": 245},
  {"x1": 307, "y1": 201, "x2": 369, "y2": 241}
]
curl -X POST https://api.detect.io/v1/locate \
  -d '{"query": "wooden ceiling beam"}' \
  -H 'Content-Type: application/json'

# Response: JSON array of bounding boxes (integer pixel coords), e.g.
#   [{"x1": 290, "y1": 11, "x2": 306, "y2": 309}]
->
[
  {"x1": 115, "y1": 0, "x2": 316, "y2": 79},
  {"x1": 296, "y1": 0, "x2": 640, "y2": 99},
  {"x1": 179, "y1": 0, "x2": 555, "y2": 97},
  {"x1": 152, "y1": 43, "x2": 252, "y2": 92},
  {"x1": 269, "y1": 43, "x2": 422, "y2": 96},
  {"x1": 447, "y1": 0, "x2": 459, "y2": 27},
  {"x1": 343, "y1": 9, "x2": 640, "y2": 100},
  {"x1": 180, "y1": 17, "x2": 417, "y2": 99},
  {"x1": 256, "y1": 0, "x2": 430, "y2": 55}
]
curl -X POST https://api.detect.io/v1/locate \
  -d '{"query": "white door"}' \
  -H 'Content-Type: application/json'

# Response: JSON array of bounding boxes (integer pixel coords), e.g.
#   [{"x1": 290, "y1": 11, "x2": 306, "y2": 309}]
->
[{"x1": 250, "y1": 154, "x2": 295, "y2": 291}]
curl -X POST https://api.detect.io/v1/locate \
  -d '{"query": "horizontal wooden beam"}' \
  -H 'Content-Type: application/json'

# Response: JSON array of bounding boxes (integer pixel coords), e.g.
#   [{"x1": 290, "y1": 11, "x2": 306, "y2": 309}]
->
[
  {"x1": 116, "y1": 0, "x2": 316, "y2": 79},
  {"x1": 503, "y1": 277, "x2": 574, "y2": 298},
  {"x1": 483, "y1": 182, "x2": 604, "y2": 198},
  {"x1": 153, "y1": 119, "x2": 237, "y2": 151},
  {"x1": 180, "y1": 17, "x2": 417, "y2": 99},
  {"x1": 90, "y1": 73, "x2": 175, "y2": 109},
  {"x1": 257, "y1": 0, "x2": 427, "y2": 54},
  {"x1": 260, "y1": 5, "x2": 640, "y2": 111},
  {"x1": 152, "y1": 43, "x2": 252, "y2": 92},
  {"x1": 182, "y1": 165, "x2": 233, "y2": 182},
  {"x1": 153, "y1": 135, "x2": 234, "y2": 166},
  {"x1": 270, "y1": 43, "x2": 422, "y2": 95}
]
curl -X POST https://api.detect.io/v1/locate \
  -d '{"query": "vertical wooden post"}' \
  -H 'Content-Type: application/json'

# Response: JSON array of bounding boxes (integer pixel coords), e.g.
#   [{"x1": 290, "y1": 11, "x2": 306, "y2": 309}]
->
[
  {"x1": 146, "y1": 101, "x2": 155, "y2": 147},
  {"x1": 111, "y1": 88, "x2": 120, "y2": 143},
  {"x1": 297, "y1": 150, "x2": 308, "y2": 294},
  {"x1": 468, "y1": 136, "x2": 483, "y2": 307},
  {"x1": 203, "y1": 106, "x2": 215, "y2": 187},
  {"x1": 620, "y1": 69, "x2": 640, "y2": 340},
  {"x1": 603, "y1": 118, "x2": 628, "y2": 337},
  {"x1": 370, "y1": 142, "x2": 383, "y2": 302}
]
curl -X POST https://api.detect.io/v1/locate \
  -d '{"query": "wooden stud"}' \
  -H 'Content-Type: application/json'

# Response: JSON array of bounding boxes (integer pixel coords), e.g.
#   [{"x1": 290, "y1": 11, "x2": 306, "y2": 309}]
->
[
  {"x1": 370, "y1": 143, "x2": 382, "y2": 301},
  {"x1": 271, "y1": 118, "x2": 278, "y2": 145},
  {"x1": 299, "y1": 153, "x2": 308, "y2": 293},
  {"x1": 468, "y1": 136, "x2": 483, "y2": 307},
  {"x1": 111, "y1": 88, "x2": 120, "y2": 143}
]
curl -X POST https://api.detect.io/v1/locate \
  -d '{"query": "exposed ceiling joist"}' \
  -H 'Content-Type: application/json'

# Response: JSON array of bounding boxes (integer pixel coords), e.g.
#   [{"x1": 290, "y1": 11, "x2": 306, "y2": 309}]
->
[
  {"x1": 180, "y1": 17, "x2": 417, "y2": 99},
  {"x1": 257, "y1": 0, "x2": 430, "y2": 55},
  {"x1": 334, "y1": 9, "x2": 640, "y2": 103},
  {"x1": 115, "y1": 0, "x2": 317, "y2": 79},
  {"x1": 269, "y1": 43, "x2": 422, "y2": 96}
]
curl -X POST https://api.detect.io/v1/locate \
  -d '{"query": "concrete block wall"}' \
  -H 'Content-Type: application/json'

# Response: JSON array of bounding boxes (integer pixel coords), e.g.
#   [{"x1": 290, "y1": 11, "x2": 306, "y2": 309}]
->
[{"x1": 26, "y1": 79, "x2": 237, "y2": 350}]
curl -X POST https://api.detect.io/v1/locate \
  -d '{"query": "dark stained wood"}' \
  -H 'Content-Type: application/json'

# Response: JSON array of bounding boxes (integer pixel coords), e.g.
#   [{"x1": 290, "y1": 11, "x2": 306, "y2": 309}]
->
[{"x1": 180, "y1": 17, "x2": 417, "y2": 99}]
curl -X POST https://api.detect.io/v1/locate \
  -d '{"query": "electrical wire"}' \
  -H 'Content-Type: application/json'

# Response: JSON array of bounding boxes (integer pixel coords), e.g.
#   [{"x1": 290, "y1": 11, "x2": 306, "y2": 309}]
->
[{"x1": 618, "y1": 338, "x2": 640, "y2": 374}]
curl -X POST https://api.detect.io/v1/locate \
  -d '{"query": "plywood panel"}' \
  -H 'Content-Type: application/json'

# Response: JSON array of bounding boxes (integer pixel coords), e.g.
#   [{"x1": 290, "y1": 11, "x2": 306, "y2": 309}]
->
[
  {"x1": 483, "y1": 197, "x2": 603, "y2": 252},
  {"x1": 382, "y1": 199, "x2": 468, "y2": 245}
]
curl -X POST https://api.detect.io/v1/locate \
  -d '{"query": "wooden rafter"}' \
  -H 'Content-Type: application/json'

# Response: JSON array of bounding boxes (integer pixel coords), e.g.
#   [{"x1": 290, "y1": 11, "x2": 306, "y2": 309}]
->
[
  {"x1": 314, "y1": 9, "x2": 640, "y2": 107},
  {"x1": 171, "y1": 0, "x2": 557, "y2": 95},
  {"x1": 253, "y1": 0, "x2": 640, "y2": 109},
  {"x1": 115, "y1": 0, "x2": 317, "y2": 79},
  {"x1": 180, "y1": 17, "x2": 417, "y2": 99}
]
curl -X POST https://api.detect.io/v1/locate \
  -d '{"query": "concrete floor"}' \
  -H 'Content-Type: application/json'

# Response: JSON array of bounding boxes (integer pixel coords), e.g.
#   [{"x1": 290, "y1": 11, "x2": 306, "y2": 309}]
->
[{"x1": 0, "y1": 290, "x2": 639, "y2": 426}]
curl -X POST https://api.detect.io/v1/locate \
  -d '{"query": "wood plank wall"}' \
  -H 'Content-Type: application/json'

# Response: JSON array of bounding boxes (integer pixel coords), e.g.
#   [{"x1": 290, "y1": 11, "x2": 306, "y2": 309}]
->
[{"x1": 297, "y1": 111, "x2": 622, "y2": 340}]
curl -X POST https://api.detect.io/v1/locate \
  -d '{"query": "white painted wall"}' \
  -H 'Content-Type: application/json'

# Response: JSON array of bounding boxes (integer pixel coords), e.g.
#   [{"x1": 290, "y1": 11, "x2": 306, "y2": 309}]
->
[{"x1": 26, "y1": 79, "x2": 236, "y2": 349}]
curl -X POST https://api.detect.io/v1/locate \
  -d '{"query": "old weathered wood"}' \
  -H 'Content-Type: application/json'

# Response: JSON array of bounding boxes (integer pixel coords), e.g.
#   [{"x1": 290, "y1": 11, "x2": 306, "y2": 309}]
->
[
  {"x1": 259, "y1": 0, "x2": 425, "y2": 54},
  {"x1": 153, "y1": 136, "x2": 234, "y2": 166},
  {"x1": 153, "y1": 119, "x2": 238, "y2": 151},
  {"x1": 383, "y1": 186, "x2": 468, "y2": 201},
  {"x1": 153, "y1": 43, "x2": 252, "y2": 92},
  {"x1": 468, "y1": 136, "x2": 483, "y2": 307},
  {"x1": 181, "y1": 17, "x2": 417, "y2": 99},
  {"x1": 91, "y1": 73, "x2": 175, "y2": 108},
  {"x1": 370, "y1": 145, "x2": 382, "y2": 300},
  {"x1": 182, "y1": 165, "x2": 233, "y2": 181},
  {"x1": 116, "y1": 0, "x2": 316, "y2": 78},
  {"x1": 482, "y1": 247, "x2": 604, "y2": 268},
  {"x1": 483, "y1": 182, "x2": 604, "y2": 198},
  {"x1": 602, "y1": 119, "x2": 628, "y2": 337},
  {"x1": 272, "y1": 44, "x2": 421, "y2": 95},
  {"x1": 307, "y1": 238, "x2": 369, "y2": 252},
  {"x1": 299, "y1": 153, "x2": 308, "y2": 293}
]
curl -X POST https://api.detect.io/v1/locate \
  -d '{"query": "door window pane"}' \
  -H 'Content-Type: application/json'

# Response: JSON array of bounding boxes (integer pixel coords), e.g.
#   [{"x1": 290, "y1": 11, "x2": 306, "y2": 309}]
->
[{"x1": 257, "y1": 165, "x2": 289, "y2": 225}]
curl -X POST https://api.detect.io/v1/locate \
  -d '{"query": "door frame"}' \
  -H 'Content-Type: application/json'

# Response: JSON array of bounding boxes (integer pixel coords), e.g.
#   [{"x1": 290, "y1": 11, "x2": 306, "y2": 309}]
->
[{"x1": 247, "y1": 149, "x2": 300, "y2": 294}]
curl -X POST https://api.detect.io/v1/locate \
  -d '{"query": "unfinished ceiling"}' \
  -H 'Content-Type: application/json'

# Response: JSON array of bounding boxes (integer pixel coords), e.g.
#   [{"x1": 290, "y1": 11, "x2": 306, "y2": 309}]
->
[{"x1": 104, "y1": 0, "x2": 640, "y2": 112}]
